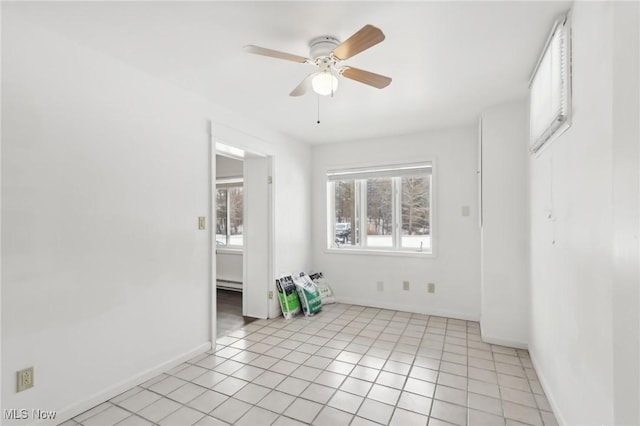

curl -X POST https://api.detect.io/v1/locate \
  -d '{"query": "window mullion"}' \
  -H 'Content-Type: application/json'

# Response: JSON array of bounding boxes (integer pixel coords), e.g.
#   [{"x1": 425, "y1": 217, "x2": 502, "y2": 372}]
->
[
  {"x1": 226, "y1": 189, "x2": 231, "y2": 247},
  {"x1": 359, "y1": 180, "x2": 367, "y2": 248},
  {"x1": 394, "y1": 178, "x2": 401, "y2": 249},
  {"x1": 391, "y1": 179, "x2": 395, "y2": 249},
  {"x1": 329, "y1": 182, "x2": 336, "y2": 247}
]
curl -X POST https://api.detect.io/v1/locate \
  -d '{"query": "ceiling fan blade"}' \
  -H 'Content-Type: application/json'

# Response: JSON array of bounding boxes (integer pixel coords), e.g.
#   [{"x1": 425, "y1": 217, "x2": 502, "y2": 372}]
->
[
  {"x1": 244, "y1": 45, "x2": 309, "y2": 63},
  {"x1": 290, "y1": 74, "x2": 315, "y2": 97},
  {"x1": 332, "y1": 25, "x2": 385, "y2": 60},
  {"x1": 340, "y1": 67, "x2": 392, "y2": 89}
]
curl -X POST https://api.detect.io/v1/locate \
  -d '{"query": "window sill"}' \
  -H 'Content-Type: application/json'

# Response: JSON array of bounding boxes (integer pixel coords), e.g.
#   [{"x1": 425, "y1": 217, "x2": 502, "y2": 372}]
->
[
  {"x1": 216, "y1": 248, "x2": 243, "y2": 255},
  {"x1": 324, "y1": 248, "x2": 434, "y2": 258}
]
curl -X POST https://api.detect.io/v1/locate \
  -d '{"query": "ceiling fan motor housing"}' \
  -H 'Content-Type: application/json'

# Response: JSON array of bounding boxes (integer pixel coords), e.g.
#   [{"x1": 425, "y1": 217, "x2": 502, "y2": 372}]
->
[
  {"x1": 244, "y1": 25, "x2": 391, "y2": 96},
  {"x1": 309, "y1": 36, "x2": 340, "y2": 59}
]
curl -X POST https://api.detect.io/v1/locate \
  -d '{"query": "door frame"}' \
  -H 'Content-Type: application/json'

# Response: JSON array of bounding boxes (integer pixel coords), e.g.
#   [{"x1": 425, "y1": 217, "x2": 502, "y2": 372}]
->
[{"x1": 208, "y1": 121, "x2": 275, "y2": 343}]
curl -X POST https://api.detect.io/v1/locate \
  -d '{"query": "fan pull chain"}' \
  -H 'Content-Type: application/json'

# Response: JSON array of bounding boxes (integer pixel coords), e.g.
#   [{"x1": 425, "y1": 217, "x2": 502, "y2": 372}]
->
[
  {"x1": 317, "y1": 95, "x2": 321, "y2": 124},
  {"x1": 331, "y1": 69, "x2": 335, "y2": 98}
]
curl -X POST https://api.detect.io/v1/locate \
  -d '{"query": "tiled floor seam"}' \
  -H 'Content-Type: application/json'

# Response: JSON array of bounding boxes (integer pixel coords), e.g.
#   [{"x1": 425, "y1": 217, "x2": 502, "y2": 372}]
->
[{"x1": 68, "y1": 304, "x2": 557, "y2": 426}]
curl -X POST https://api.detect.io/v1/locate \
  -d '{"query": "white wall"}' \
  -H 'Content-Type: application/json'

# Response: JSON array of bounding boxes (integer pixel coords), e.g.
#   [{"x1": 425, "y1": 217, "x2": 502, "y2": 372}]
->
[
  {"x1": 1, "y1": 8, "x2": 311, "y2": 423},
  {"x1": 529, "y1": 2, "x2": 639, "y2": 425},
  {"x1": 311, "y1": 127, "x2": 480, "y2": 320},
  {"x1": 611, "y1": 3, "x2": 640, "y2": 424},
  {"x1": 479, "y1": 101, "x2": 529, "y2": 348},
  {"x1": 1, "y1": 13, "x2": 210, "y2": 422},
  {"x1": 216, "y1": 155, "x2": 243, "y2": 179},
  {"x1": 216, "y1": 253, "x2": 243, "y2": 283}
]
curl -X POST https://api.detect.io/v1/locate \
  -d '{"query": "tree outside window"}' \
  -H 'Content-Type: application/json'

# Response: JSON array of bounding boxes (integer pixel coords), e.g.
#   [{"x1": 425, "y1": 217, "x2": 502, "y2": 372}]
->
[
  {"x1": 401, "y1": 175, "x2": 430, "y2": 250},
  {"x1": 216, "y1": 185, "x2": 243, "y2": 247},
  {"x1": 328, "y1": 164, "x2": 432, "y2": 253}
]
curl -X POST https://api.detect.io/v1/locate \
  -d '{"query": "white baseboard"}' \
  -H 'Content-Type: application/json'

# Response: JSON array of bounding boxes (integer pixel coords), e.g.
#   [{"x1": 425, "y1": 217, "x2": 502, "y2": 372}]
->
[
  {"x1": 216, "y1": 280, "x2": 243, "y2": 292},
  {"x1": 43, "y1": 342, "x2": 211, "y2": 426},
  {"x1": 529, "y1": 346, "x2": 567, "y2": 426},
  {"x1": 479, "y1": 334, "x2": 529, "y2": 350},
  {"x1": 335, "y1": 297, "x2": 480, "y2": 322},
  {"x1": 216, "y1": 277, "x2": 242, "y2": 284},
  {"x1": 478, "y1": 321, "x2": 529, "y2": 349}
]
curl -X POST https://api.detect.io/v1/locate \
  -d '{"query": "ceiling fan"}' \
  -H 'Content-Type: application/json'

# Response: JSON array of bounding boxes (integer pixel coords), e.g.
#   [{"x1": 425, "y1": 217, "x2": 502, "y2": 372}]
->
[{"x1": 244, "y1": 24, "x2": 392, "y2": 97}]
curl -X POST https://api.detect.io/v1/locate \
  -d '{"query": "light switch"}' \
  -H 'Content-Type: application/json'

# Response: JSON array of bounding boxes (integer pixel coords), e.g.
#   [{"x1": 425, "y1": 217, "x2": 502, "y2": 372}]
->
[{"x1": 198, "y1": 217, "x2": 206, "y2": 230}]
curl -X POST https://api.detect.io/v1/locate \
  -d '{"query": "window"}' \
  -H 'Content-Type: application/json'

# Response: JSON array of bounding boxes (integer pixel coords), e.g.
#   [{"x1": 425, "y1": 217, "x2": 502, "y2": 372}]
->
[
  {"x1": 327, "y1": 163, "x2": 433, "y2": 253},
  {"x1": 529, "y1": 12, "x2": 571, "y2": 153},
  {"x1": 216, "y1": 180, "x2": 243, "y2": 248}
]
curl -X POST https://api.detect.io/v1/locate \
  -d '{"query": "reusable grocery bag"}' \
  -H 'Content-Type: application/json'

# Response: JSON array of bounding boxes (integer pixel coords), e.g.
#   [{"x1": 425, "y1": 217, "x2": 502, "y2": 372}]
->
[
  {"x1": 292, "y1": 273, "x2": 322, "y2": 316},
  {"x1": 276, "y1": 275, "x2": 301, "y2": 319}
]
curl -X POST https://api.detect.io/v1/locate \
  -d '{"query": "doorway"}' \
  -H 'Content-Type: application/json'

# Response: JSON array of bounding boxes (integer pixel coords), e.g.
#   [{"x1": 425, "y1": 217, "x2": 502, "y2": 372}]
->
[
  {"x1": 212, "y1": 139, "x2": 273, "y2": 340},
  {"x1": 214, "y1": 153, "x2": 253, "y2": 336}
]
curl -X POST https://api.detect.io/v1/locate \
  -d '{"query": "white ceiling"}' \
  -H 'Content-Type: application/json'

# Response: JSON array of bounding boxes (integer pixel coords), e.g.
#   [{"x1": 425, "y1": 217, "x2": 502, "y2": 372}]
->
[{"x1": 9, "y1": 1, "x2": 570, "y2": 145}]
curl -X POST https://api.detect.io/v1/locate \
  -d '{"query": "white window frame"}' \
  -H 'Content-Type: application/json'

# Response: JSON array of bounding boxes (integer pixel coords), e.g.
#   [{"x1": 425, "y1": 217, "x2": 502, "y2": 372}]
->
[
  {"x1": 325, "y1": 162, "x2": 435, "y2": 257},
  {"x1": 216, "y1": 178, "x2": 244, "y2": 250},
  {"x1": 529, "y1": 12, "x2": 572, "y2": 154}
]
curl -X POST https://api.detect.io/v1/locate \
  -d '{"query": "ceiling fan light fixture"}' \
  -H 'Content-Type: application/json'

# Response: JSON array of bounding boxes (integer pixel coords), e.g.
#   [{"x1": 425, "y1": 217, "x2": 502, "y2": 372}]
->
[
  {"x1": 244, "y1": 25, "x2": 391, "y2": 97},
  {"x1": 312, "y1": 72, "x2": 339, "y2": 96}
]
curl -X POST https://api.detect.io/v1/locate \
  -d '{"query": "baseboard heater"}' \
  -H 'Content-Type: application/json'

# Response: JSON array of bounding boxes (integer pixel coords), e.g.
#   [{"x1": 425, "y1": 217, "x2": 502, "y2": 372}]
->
[{"x1": 216, "y1": 279, "x2": 243, "y2": 292}]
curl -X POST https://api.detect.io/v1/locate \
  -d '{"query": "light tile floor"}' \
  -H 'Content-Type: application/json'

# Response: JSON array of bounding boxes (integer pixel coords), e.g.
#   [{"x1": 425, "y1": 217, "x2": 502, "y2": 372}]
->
[{"x1": 60, "y1": 304, "x2": 558, "y2": 426}]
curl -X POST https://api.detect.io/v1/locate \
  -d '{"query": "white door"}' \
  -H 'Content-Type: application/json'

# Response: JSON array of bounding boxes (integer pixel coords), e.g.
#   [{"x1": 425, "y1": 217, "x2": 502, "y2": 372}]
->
[{"x1": 242, "y1": 155, "x2": 271, "y2": 319}]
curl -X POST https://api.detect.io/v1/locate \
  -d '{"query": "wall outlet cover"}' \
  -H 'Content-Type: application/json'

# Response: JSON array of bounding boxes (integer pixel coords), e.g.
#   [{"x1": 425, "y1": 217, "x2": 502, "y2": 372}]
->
[
  {"x1": 403, "y1": 281, "x2": 410, "y2": 291},
  {"x1": 17, "y1": 367, "x2": 34, "y2": 392},
  {"x1": 428, "y1": 283, "x2": 435, "y2": 293}
]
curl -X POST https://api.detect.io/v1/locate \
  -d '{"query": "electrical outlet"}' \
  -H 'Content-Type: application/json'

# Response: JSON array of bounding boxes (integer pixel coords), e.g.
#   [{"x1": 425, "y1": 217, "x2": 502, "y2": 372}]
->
[
  {"x1": 428, "y1": 283, "x2": 435, "y2": 293},
  {"x1": 403, "y1": 281, "x2": 410, "y2": 291},
  {"x1": 198, "y1": 216, "x2": 206, "y2": 230},
  {"x1": 376, "y1": 281, "x2": 384, "y2": 292},
  {"x1": 17, "y1": 367, "x2": 34, "y2": 392},
  {"x1": 268, "y1": 291, "x2": 274, "y2": 300}
]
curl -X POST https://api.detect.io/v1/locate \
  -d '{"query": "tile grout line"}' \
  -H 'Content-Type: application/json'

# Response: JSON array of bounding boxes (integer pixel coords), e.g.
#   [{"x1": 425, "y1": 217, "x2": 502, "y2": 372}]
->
[
  {"x1": 71, "y1": 304, "x2": 556, "y2": 426},
  {"x1": 186, "y1": 313, "x2": 526, "y2": 425}
]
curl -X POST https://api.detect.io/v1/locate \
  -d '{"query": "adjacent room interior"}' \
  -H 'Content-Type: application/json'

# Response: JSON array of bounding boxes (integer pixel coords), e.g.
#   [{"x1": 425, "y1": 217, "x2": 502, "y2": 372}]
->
[
  {"x1": 215, "y1": 152, "x2": 250, "y2": 337},
  {"x1": 1, "y1": 2, "x2": 638, "y2": 426}
]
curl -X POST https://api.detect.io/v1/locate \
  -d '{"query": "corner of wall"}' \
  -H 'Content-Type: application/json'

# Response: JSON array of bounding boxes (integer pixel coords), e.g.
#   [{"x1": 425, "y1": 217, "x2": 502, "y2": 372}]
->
[
  {"x1": 52, "y1": 343, "x2": 211, "y2": 426},
  {"x1": 479, "y1": 100, "x2": 530, "y2": 347},
  {"x1": 480, "y1": 322, "x2": 528, "y2": 350},
  {"x1": 528, "y1": 345, "x2": 567, "y2": 426}
]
